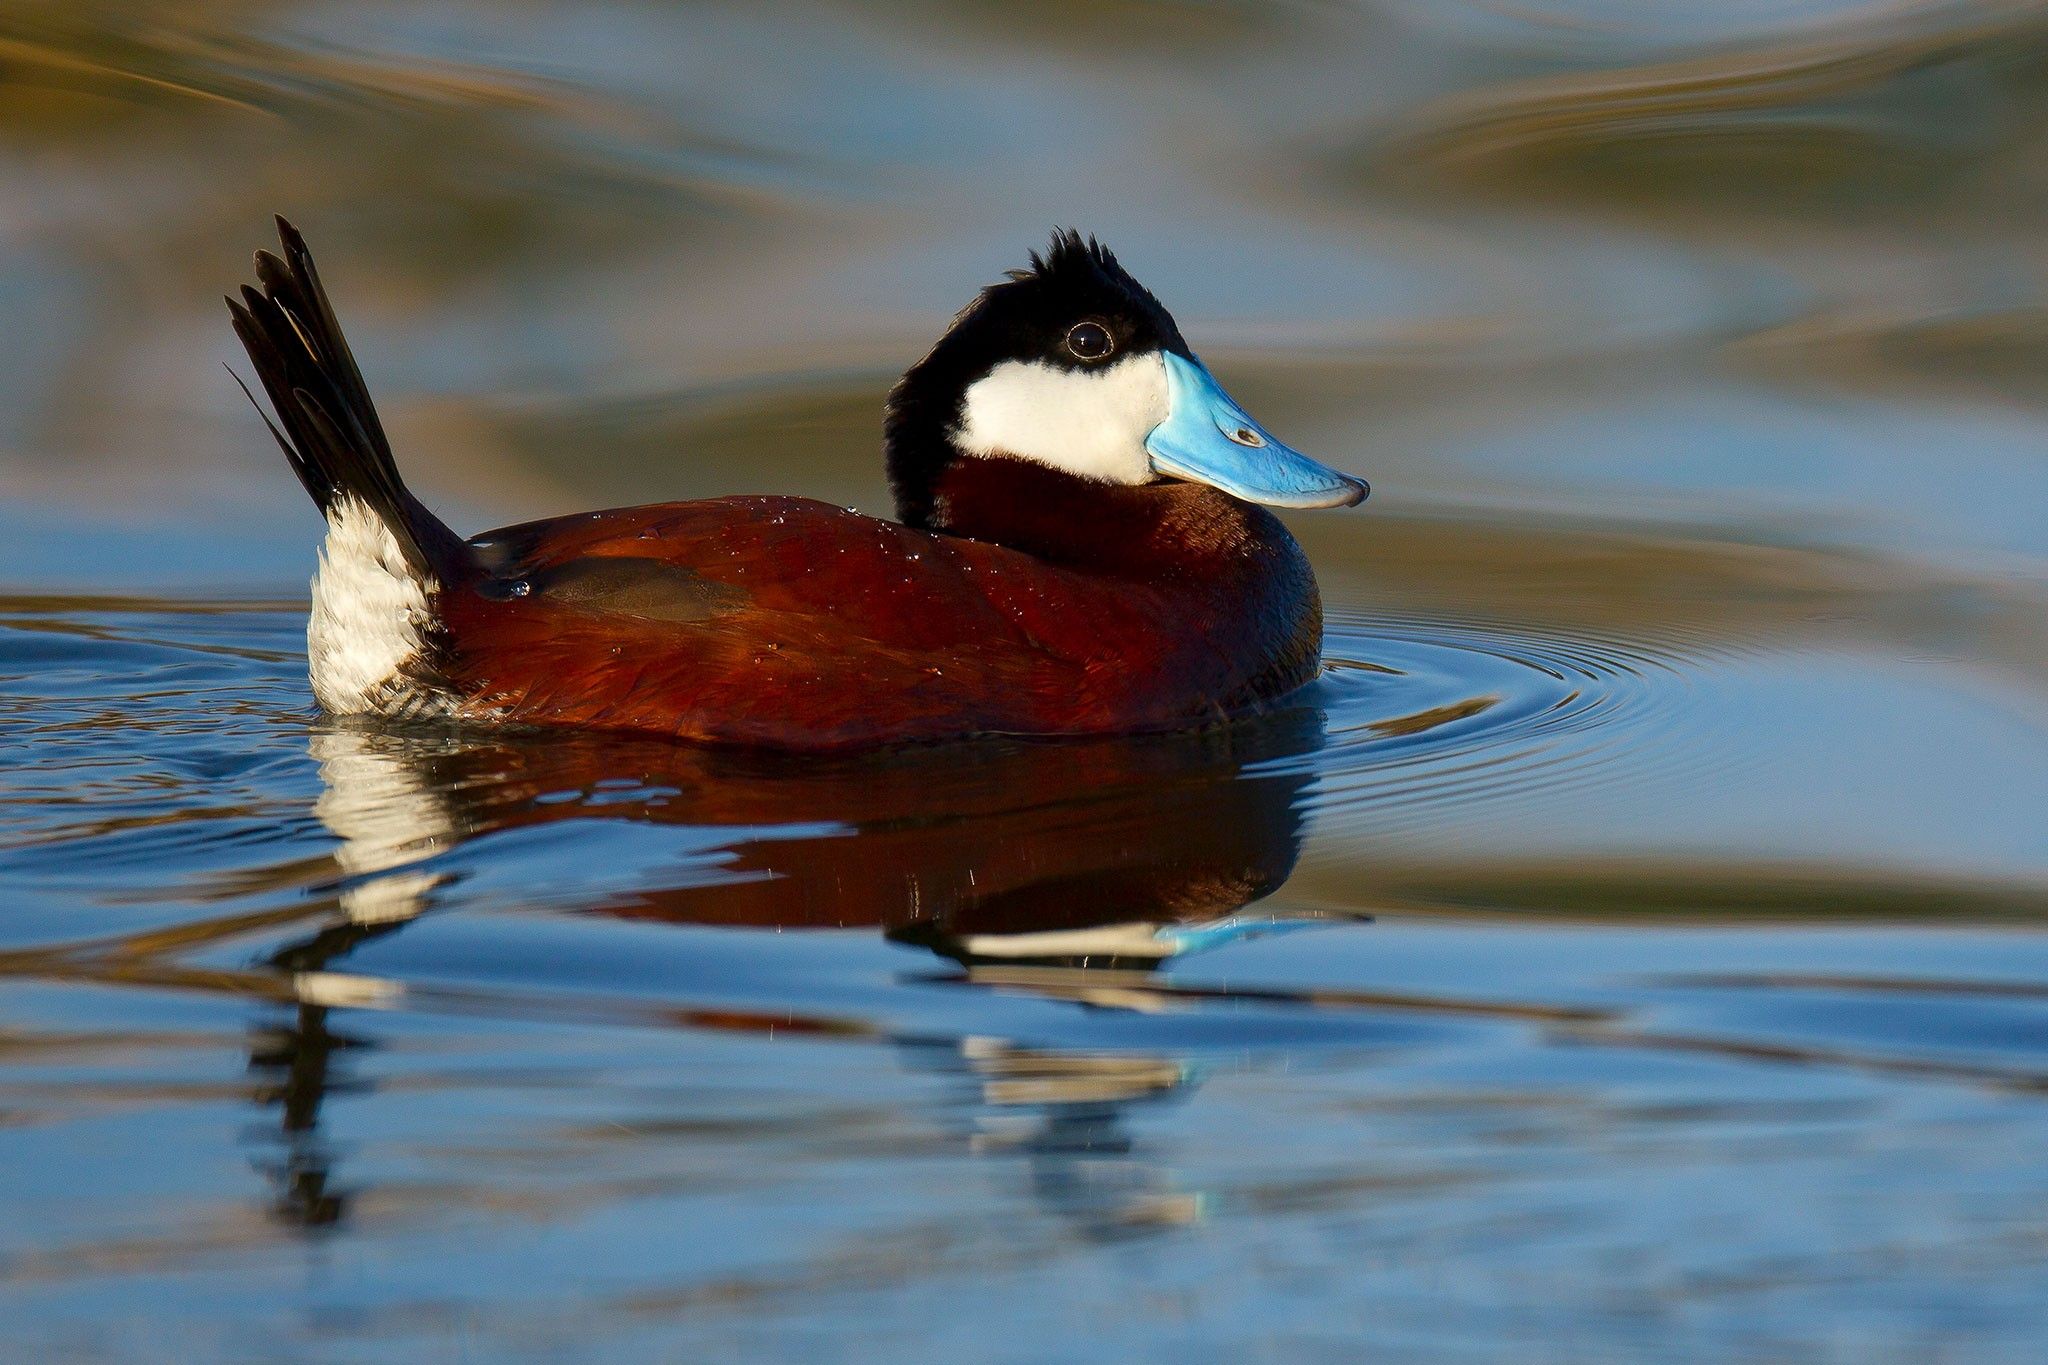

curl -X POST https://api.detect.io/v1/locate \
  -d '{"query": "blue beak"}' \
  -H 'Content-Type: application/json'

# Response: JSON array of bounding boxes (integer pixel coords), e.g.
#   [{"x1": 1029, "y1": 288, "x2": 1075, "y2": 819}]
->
[{"x1": 1144, "y1": 352, "x2": 1368, "y2": 509}]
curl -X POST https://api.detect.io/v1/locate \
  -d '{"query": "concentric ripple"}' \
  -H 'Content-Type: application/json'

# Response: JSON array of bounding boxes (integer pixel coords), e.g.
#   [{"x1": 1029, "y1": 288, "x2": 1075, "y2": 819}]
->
[{"x1": 1292, "y1": 608, "x2": 1729, "y2": 833}]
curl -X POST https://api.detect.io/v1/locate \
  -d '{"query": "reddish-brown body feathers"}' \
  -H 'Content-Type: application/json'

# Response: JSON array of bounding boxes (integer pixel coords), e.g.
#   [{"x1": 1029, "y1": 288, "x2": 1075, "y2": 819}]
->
[{"x1": 437, "y1": 461, "x2": 1322, "y2": 749}]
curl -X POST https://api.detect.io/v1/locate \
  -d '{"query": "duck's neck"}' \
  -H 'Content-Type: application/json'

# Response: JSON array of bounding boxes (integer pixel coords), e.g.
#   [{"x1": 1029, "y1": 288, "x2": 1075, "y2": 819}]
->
[{"x1": 920, "y1": 454, "x2": 1299, "y2": 577}]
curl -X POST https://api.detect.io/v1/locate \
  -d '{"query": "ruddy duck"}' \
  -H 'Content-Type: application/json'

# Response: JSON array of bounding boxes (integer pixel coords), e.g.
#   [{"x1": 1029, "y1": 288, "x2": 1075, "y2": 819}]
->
[{"x1": 229, "y1": 218, "x2": 1367, "y2": 749}]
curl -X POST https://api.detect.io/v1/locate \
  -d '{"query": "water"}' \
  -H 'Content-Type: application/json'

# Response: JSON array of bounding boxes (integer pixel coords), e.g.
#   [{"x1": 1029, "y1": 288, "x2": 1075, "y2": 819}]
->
[{"x1": 3, "y1": 1, "x2": 2047, "y2": 1360}]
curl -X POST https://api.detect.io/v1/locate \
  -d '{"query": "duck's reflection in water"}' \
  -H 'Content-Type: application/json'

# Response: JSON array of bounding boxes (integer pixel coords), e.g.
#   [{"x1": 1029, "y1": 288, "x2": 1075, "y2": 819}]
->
[
  {"x1": 898, "y1": 1033, "x2": 1207, "y2": 1235},
  {"x1": 247, "y1": 991, "x2": 359, "y2": 1228},
  {"x1": 249, "y1": 710, "x2": 1332, "y2": 1233}
]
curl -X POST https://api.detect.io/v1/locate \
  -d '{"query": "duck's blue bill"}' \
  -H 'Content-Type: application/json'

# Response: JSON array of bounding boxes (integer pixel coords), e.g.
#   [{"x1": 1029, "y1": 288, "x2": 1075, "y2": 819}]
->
[{"x1": 1144, "y1": 352, "x2": 1369, "y2": 509}]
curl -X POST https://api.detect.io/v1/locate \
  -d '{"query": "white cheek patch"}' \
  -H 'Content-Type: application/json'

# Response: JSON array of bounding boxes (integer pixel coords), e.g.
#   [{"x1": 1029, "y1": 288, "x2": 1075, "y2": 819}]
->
[{"x1": 953, "y1": 352, "x2": 1167, "y2": 485}]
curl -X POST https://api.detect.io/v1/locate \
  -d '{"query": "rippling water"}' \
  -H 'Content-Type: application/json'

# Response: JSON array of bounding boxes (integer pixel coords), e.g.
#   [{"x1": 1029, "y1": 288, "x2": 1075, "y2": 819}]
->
[{"x1": 3, "y1": 1, "x2": 2047, "y2": 1360}]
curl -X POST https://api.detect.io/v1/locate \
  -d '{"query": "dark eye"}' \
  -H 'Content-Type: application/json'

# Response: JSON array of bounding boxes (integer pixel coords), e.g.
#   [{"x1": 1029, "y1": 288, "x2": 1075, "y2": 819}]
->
[{"x1": 1065, "y1": 321, "x2": 1114, "y2": 362}]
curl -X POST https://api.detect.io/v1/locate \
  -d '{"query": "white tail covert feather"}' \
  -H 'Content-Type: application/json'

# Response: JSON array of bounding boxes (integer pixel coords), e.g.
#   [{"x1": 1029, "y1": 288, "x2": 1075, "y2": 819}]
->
[{"x1": 308, "y1": 496, "x2": 438, "y2": 715}]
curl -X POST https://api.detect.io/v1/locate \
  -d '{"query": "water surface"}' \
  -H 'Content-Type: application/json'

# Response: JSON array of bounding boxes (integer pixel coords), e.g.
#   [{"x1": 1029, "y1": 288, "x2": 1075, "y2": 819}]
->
[{"x1": 3, "y1": 1, "x2": 2046, "y2": 1360}]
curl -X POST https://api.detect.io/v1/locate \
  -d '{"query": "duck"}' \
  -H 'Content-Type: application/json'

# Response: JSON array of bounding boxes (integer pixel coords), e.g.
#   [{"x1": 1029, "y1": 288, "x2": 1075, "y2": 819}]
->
[{"x1": 228, "y1": 217, "x2": 1368, "y2": 750}]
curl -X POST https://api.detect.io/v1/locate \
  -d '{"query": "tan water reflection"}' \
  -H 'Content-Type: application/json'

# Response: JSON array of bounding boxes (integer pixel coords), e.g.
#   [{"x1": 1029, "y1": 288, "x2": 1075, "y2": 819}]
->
[{"x1": 1384, "y1": 9, "x2": 2048, "y2": 221}]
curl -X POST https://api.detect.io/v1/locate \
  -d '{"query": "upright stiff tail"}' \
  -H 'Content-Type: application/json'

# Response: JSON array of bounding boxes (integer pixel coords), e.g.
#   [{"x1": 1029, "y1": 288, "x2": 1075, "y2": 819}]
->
[{"x1": 226, "y1": 217, "x2": 470, "y2": 584}]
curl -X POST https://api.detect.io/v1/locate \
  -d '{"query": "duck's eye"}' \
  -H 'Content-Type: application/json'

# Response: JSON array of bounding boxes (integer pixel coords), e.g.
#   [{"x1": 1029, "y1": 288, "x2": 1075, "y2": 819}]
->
[{"x1": 1065, "y1": 321, "x2": 1114, "y2": 362}]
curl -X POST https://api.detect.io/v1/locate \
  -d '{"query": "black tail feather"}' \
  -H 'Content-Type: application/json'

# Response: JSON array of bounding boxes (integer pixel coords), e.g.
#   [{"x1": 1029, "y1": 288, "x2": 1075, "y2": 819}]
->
[{"x1": 227, "y1": 216, "x2": 469, "y2": 583}]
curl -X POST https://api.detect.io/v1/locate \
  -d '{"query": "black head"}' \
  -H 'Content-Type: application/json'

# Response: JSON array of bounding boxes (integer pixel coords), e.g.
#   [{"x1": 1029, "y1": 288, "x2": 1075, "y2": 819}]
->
[{"x1": 884, "y1": 231, "x2": 1191, "y2": 529}]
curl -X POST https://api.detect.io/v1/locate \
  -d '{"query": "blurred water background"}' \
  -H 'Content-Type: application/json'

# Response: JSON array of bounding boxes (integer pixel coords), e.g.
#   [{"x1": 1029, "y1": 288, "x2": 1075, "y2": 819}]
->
[{"x1": 2, "y1": 1, "x2": 2047, "y2": 1360}]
